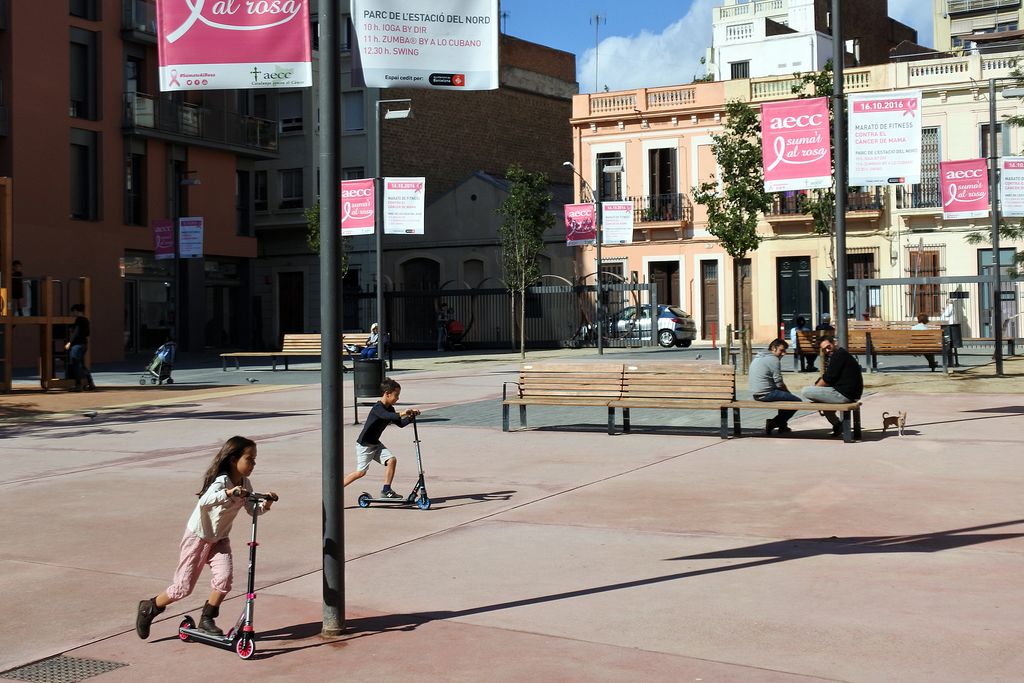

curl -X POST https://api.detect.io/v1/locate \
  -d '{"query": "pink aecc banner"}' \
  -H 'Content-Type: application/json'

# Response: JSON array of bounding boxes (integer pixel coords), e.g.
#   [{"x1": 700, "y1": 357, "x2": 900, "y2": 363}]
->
[
  {"x1": 564, "y1": 203, "x2": 596, "y2": 246},
  {"x1": 940, "y1": 158, "x2": 989, "y2": 220},
  {"x1": 341, "y1": 179, "x2": 376, "y2": 237},
  {"x1": 761, "y1": 97, "x2": 832, "y2": 192},
  {"x1": 152, "y1": 219, "x2": 175, "y2": 260},
  {"x1": 157, "y1": 0, "x2": 312, "y2": 91}
]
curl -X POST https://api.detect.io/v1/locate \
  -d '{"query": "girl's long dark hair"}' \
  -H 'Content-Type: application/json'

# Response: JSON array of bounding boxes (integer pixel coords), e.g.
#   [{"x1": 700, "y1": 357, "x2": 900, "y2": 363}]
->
[{"x1": 197, "y1": 436, "x2": 255, "y2": 496}]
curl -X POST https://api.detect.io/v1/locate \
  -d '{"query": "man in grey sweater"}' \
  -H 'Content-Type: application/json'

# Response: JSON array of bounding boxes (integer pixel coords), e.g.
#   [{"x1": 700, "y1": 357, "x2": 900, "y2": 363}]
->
[{"x1": 748, "y1": 338, "x2": 803, "y2": 435}]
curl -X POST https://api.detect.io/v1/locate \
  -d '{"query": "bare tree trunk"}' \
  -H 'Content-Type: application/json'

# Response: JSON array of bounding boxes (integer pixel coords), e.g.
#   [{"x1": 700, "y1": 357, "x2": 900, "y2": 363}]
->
[{"x1": 519, "y1": 286, "x2": 526, "y2": 360}]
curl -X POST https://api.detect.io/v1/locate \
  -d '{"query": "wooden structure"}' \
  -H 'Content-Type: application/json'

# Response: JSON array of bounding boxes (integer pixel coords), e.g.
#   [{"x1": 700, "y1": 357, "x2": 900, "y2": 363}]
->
[{"x1": 0, "y1": 178, "x2": 91, "y2": 392}]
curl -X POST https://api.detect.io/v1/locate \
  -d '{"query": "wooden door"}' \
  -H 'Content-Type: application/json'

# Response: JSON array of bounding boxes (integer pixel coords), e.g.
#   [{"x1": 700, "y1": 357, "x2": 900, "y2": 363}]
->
[
  {"x1": 648, "y1": 261, "x2": 680, "y2": 307},
  {"x1": 776, "y1": 256, "x2": 811, "y2": 334},
  {"x1": 700, "y1": 260, "x2": 719, "y2": 340},
  {"x1": 277, "y1": 271, "x2": 304, "y2": 338},
  {"x1": 734, "y1": 258, "x2": 752, "y2": 332}
]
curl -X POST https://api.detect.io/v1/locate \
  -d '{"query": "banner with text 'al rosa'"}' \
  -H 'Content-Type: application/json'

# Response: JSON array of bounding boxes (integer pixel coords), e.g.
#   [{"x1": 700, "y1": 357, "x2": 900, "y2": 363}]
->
[
  {"x1": 1000, "y1": 157, "x2": 1024, "y2": 218},
  {"x1": 761, "y1": 97, "x2": 832, "y2": 192},
  {"x1": 940, "y1": 159, "x2": 989, "y2": 220},
  {"x1": 565, "y1": 204, "x2": 596, "y2": 246},
  {"x1": 384, "y1": 178, "x2": 426, "y2": 234},
  {"x1": 152, "y1": 219, "x2": 175, "y2": 259},
  {"x1": 341, "y1": 179, "x2": 376, "y2": 237},
  {"x1": 848, "y1": 90, "x2": 922, "y2": 185},
  {"x1": 157, "y1": 0, "x2": 312, "y2": 91},
  {"x1": 352, "y1": 0, "x2": 498, "y2": 90}
]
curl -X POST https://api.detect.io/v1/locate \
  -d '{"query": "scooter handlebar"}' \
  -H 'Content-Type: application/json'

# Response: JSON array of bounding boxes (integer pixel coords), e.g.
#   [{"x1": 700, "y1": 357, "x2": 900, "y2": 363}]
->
[{"x1": 232, "y1": 490, "x2": 279, "y2": 503}]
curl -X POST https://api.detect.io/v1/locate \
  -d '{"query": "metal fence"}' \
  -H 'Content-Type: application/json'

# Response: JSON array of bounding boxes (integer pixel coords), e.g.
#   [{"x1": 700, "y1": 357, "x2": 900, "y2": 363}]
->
[
  {"x1": 843, "y1": 276, "x2": 1024, "y2": 339},
  {"x1": 343, "y1": 282, "x2": 658, "y2": 349}
]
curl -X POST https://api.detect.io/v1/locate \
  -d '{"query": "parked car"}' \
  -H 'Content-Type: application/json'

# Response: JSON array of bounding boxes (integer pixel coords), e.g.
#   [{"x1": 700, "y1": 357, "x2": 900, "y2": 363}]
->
[{"x1": 611, "y1": 304, "x2": 697, "y2": 347}]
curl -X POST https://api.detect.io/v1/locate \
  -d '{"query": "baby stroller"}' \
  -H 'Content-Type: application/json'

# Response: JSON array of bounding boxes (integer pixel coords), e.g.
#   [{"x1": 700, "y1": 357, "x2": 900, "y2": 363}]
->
[
  {"x1": 446, "y1": 319, "x2": 465, "y2": 351},
  {"x1": 140, "y1": 341, "x2": 176, "y2": 385}
]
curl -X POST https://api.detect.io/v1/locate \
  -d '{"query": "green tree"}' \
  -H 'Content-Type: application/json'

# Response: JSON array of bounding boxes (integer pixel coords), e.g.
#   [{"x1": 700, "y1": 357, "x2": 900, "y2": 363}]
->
[
  {"x1": 692, "y1": 99, "x2": 773, "y2": 258},
  {"x1": 305, "y1": 203, "x2": 353, "y2": 274},
  {"x1": 497, "y1": 165, "x2": 554, "y2": 359}
]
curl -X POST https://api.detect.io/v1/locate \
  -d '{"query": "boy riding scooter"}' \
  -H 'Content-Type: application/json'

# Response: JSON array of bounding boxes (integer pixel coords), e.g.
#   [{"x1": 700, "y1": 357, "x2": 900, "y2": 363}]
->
[{"x1": 343, "y1": 378, "x2": 419, "y2": 498}]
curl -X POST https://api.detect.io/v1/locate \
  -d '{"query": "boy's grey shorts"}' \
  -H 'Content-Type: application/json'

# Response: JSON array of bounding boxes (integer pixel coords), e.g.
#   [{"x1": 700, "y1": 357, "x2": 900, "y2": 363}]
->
[{"x1": 355, "y1": 443, "x2": 394, "y2": 472}]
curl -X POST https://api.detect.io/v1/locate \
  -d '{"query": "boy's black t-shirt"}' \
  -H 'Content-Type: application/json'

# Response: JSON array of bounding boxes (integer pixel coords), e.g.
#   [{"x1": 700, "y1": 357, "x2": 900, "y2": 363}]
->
[
  {"x1": 356, "y1": 401, "x2": 411, "y2": 445},
  {"x1": 69, "y1": 315, "x2": 91, "y2": 346}
]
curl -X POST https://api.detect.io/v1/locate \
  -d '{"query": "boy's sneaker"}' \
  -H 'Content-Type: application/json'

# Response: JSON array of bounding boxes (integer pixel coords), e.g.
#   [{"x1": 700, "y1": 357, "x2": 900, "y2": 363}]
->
[{"x1": 381, "y1": 489, "x2": 402, "y2": 499}]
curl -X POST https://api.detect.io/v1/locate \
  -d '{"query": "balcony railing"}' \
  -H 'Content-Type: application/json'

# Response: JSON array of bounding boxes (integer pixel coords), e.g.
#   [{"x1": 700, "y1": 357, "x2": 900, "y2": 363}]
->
[
  {"x1": 123, "y1": 92, "x2": 278, "y2": 155},
  {"x1": 122, "y1": 0, "x2": 157, "y2": 35},
  {"x1": 947, "y1": 0, "x2": 1020, "y2": 14},
  {"x1": 629, "y1": 193, "x2": 692, "y2": 224},
  {"x1": 896, "y1": 184, "x2": 942, "y2": 210},
  {"x1": 767, "y1": 187, "x2": 884, "y2": 216}
]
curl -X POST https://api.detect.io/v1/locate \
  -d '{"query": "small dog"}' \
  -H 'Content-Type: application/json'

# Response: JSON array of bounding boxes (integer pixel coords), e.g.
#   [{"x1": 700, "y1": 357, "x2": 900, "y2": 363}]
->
[{"x1": 882, "y1": 411, "x2": 907, "y2": 436}]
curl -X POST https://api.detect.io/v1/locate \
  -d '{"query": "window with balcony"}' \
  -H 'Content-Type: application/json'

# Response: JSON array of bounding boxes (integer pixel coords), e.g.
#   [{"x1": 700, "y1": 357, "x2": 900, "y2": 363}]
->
[
  {"x1": 906, "y1": 246, "x2": 945, "y2": 317},
  {"x1": 70, "y1": 28, "x2": 99, "y2": 120},
  {"x1": 279, "y1": 92, "x2": 303, "y2": 134},
  {"x1": 343, "y1": 91, "x2": 365, "y2": 131},
  {"x1": 897, "y1": 127, "x2": 941, "y2": 209},
  {"x1": 730, "y1": 60, "x2": 750, "y2": 80},
  {"x1": 279, "y1": 168, "x2": 304, "y2": 209},
  {"x1": 70, "y1": 129, "x2": 100, "y2": 220},
  {"x1": 596, "y1": 152, "x2": 622, "y2": 201},
  {"x1": 254, "y1": 171, "x2": 268, "y2": 212}
]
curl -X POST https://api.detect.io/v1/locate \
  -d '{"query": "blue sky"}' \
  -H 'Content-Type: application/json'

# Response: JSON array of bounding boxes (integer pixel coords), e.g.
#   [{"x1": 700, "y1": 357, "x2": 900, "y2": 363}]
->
[{"x1": 502, "y1": 0, "x2": 935, "y2": 93}]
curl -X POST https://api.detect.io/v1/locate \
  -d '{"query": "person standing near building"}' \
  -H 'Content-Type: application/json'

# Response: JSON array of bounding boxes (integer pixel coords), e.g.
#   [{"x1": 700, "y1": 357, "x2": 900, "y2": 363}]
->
[
  {"x1": 912, "y1": 313, "x2": 939, "y2": 371},
  {"x1": 436, "y1": 302, "x2": 451, "y2": 352},
  {"x1": 65, "y1": 303, "x2": 96, "y2": 391},
  {"x1": 749, "y1": 339, "x2": 802, "y2": 436},
  {"x1": 11, "y1": 260, "x2": 24, "y2": 315}
]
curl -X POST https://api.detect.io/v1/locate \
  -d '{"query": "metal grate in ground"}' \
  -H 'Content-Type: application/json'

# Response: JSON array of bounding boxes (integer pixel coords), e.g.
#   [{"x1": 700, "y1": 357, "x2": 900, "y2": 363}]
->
[{"x1": 0, "y1": 656, "x2": 127, "y2": 683}]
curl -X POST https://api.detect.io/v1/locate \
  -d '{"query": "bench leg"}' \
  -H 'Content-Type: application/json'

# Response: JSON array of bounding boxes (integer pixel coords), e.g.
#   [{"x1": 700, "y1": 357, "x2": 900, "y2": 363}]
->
[
  {"x1": 622, "y1": 408, "x2": 631, "y2": 434},
  {"x1": 731, "y1": 407, "x2": 741, "y2": 437},
  {"x1": 234, "y1": 358, "x2": 241, "y2": 371},
  {"x1": 607, "y1": 407, "x2": 615, "y2": 435},
  {"x1": 842, "y1": 411, "x2": 853, "y2": 443},
  {"x1": 222, "y1": 358, "x2": 226, "y2": 371},
  {"x1": 271, "y1": 356, "x2": 277, "y2": 371},
  {"x1": 502, "y1": 405, "x2": 510, "y2": 432},
  {"x1": 519, "y1": 405, "x2": 527, "y2": 429},
  {"x1": 853, "y1": 409, "x2": 862, "y2": 441}
]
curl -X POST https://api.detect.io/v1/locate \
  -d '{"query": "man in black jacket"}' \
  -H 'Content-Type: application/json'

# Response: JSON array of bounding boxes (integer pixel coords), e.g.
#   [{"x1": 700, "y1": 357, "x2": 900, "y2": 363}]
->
[
  {"x1": 800, "y1": 336, "x2": 862, "y2": 436},
  {"x1": 65, "y1": 303, "x2": 96, "y2": 391}
]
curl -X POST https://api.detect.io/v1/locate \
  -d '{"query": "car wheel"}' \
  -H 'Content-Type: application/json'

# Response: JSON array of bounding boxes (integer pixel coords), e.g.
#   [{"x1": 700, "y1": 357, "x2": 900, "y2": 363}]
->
[
  {"x1": 658, "y1": 330, "x2": 676, "y2": 347},
  {"x1": 677, "y1": 339, "x2": 693, "y2": 348}
]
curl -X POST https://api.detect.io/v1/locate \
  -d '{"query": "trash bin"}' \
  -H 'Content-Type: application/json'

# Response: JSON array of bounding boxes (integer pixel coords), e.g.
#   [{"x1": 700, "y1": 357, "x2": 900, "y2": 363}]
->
[{"x1": 354, "y1": 358, "x2": 384, "y2": 399}]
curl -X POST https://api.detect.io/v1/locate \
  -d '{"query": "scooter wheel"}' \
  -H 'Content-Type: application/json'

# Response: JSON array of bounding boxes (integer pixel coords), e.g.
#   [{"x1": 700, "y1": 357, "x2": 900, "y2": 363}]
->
[
  {"x1": 178, "y1": 615, "x2": 195, "y2": 642},
  {"x1": 139, "y1": 378, "x2": 146, "y2": 386},
  {"x1": 151, "y1": 378, "x2": 158, "y2": 384},
  {"x1": 357, "y1": 493, "x2": 371, "y2": 508},
  {"x1": 416, "y1": 497, "x2": 431, "y2": 510},
  {"x1": 166, "y1": 378, "x2": 174, "y2": 385},
  {"x1": 235, "y1": 635, "x2": 256, "y2": 660}
]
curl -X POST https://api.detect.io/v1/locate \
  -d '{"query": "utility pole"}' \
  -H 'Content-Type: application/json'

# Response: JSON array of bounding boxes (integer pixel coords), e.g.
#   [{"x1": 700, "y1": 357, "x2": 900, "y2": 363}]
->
[
  {"x1": 318, "y1": 0, "x2": 344, "y2": 637},
  {"x1": 591, "y1": 13, "x2": 606, "y2": 92},
  {"x1": 832, "y1": 0, "x2": 848, "y2": 348}
]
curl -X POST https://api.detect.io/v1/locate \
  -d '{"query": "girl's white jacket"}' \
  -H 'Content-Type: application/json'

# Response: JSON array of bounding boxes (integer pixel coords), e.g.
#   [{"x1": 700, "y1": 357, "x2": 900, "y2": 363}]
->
[{"x1": 186, "y1": 474, "x2": 266, "y2": 541}]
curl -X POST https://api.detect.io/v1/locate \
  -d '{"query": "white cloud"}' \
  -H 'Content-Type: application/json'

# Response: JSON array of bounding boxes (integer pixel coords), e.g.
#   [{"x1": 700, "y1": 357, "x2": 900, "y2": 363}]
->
[
  {"x1": 576, "y1": 0, "x2": 716, "y2": 93},
  {"x1": 887, "y1": 0, "x2": 935, "y2": 49}
]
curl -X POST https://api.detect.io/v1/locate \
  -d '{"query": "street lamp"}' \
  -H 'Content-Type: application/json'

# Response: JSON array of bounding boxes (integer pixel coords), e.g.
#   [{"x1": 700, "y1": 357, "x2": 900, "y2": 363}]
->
[
  {"x1": 564, "y1": 160, "x2": 621, "y2": 355},
  {"x1": 373, "y1": 99, "x2": 412, "y2": 356}
]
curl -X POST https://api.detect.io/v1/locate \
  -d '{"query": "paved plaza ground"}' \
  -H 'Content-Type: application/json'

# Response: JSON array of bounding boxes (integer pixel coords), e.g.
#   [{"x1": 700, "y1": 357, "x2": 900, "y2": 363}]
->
[{"x1": 1, "y1": 344, "x2": 1023, "y2": 682}]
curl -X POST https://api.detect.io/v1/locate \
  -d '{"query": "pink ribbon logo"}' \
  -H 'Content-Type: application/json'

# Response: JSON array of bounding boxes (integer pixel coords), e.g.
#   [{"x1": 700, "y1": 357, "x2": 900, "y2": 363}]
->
[
  {"x1": 903, "y1": 98, "x2": 919, "y2": 118},
  {"x1": 168, "y1": 69, "x2": 181, "y2": 87}
]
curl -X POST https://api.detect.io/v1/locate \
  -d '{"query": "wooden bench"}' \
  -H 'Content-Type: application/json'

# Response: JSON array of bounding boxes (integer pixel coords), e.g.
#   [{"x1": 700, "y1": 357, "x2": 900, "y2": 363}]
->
[
  {"x1": 728, "y1": 398, "x2": 863, "y2": 442},
  {"x1": 501, "y1": 363, "x2": 624, "y2": 433},
  {"x1": 342, "y1": 331, "x2": 394, "y2": 369},
  {"x1": 863, "y1": 329, "x2": 946, "y2": 372},
  {"x1": 792, "y1": 330, "x2": 823, "y2": 371},
  {"x1": 610, "y1": 363, "x2": 737, "y2": 438},
  {"x1": 221, "y1": 333, "x2": 324, "y2": 371}
]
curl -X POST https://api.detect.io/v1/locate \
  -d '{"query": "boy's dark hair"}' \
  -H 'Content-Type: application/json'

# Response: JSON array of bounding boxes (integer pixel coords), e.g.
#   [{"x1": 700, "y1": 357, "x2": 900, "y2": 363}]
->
[
  {"x1": 70, "y1": 303, "x2": 85, "y2": 313},
  {"x1": 769, "y1": 339, "x2": 789, "y2": 352},
  {"x1": 380, "y1": 378, "x2": 401, "y2": 395},
  {"x1": 818, "y1": 335, "x2": 836, "y2": 346}
]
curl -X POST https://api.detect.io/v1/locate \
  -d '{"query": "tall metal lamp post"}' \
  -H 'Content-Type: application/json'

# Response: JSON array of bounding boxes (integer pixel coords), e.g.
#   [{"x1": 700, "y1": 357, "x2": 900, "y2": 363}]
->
[
  {"x1": 564, "y1": 160, "x2": 621, "y2": 355},
  {"x1": 372, "y1": 99, "x2": 412, "y2": 349}
]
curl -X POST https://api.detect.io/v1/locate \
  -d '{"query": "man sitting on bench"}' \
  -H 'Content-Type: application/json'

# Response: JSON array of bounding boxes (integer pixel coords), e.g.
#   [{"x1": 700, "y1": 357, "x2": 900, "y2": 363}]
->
[
  {"x1": 749, "y1": 338, "x2": 803, "y2": 436},
  {"x1": 801, "y1": 336, "x2": 863, "y2": 437}
]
